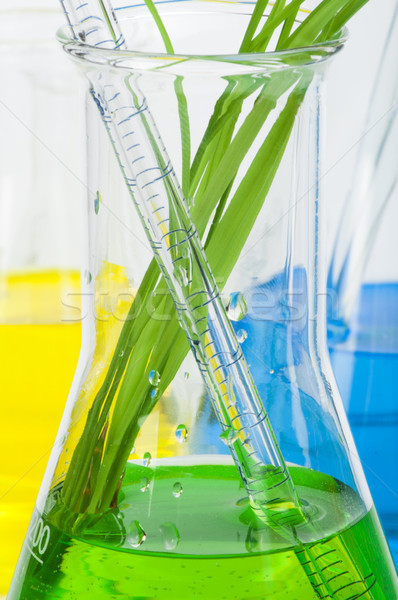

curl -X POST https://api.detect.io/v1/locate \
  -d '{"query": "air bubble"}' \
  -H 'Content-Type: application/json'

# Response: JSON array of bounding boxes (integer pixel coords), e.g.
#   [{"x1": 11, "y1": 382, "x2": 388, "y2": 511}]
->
[
  {"x1": 149, "y1": 370, "x2": 160, "y2": 386},
  {"x1": 172, "y1": 482, "x2": 183, "y2": 498},
  {"x1": 126, "y1": 521, "x2": 146, "y2": 548},
  {"x1": 226, "y1": 292, "x2": 248, "y2": 321},
  {"x1": 219, "y1": 427, "x2": 240, "y2": 446},
  {"x1": 140, "y1": 477, "x2": 150, "y2": 492},
  {"x1": 237, "y1": 329, "x2": 248, "y2": 343},
  {"x1": 143, "y1": 452, "x2": 151, "y2": 467},
  {"x1": 175, "y1": 424, "x2": 188, "y2": 443},
  {"x1": 160, "y1": 522, "x2": 180, "y2": 550},
  {"x1": 269, "y1": 369, "x2": 275, "y2": 375}
]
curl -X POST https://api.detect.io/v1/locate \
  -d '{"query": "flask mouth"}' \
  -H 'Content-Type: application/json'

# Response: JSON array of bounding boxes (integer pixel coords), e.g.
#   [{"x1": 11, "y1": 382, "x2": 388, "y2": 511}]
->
[{"x1": 57, "y1": 0, "x2": 347, "y2": 76}]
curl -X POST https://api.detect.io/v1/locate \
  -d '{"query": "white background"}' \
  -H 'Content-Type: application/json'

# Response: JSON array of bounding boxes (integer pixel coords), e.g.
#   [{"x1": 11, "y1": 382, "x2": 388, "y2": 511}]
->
[{"x1": 324, "y1": 0, "x2": 398, "y2": 282}]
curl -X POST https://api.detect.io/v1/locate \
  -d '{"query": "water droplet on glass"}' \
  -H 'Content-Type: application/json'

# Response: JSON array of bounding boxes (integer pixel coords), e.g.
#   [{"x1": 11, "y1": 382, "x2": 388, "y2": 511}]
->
[
  {"x1": 160, "y1": 522, "x2": 180, "y2": 550},
  {"x1": 140, "y1": 477, "x2": 150, "y2": 492},
  {"x1": 84, "y1": 270, "x2": 92, "y2": 284},
  {"x1": 225, "y1": 376, "x2": 236, "y2": 407},
  {"x1": 172, "y1": 482, "x2": 183, "y2": 498},
  {"x1": 184, "y1": 371, "x2": 190, "y2": 380},
  {"x1": 151, "y1": 387, "x2": 158, "y2": 400},
  {"x1": 149, "y1": 370, "x2": 160, "y2": 386},
  {"x1": 269, "y1": 369, "x2": 275, "y2": 375},
  {"x1": 127, "y1": 521, "x2": 146, "y2": 548},
  {"x1": 190, "y1": 332, "x2": 200, "y2": 346},
  {"x1": 236, "y1": 329, "x2": 248, "y2": 343},
  {"x1": 219, "y1": 427, "x2": 240, "y2": 446},
  {"x1": 94, "y1": 190, "x2": 101, "y2": 215},
  {"x1": 182, "y1": 246, "x2": 189, "y2": 259},
  {"x1": 143, "y1": 452, "x2": 151, "y2": 467},
  {"x1": 175, "y1": 265, "x2": 189, "y2": 287},
  {"x1": 119, "y1": 350, "x2": 125, "y2": 358},
  {"x1": 243, "y1": 438, "x2": 252, "y2": 449},
  {"x1": 226, "y1": 292, "x2": 248, "y2": 321},
  {"x1": 175, "y1": 424, "x2": 188, "y2": 443},
  {"x1": 131, "y1": 446, "x2": 136, "y2": 455}
]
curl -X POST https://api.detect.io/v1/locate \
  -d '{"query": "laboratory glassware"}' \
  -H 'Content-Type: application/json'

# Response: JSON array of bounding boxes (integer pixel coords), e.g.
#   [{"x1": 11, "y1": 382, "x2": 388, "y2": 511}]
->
[
  {"x1": 328, "y1": 2, "x2": 398, "y2": 564},
  {"x1": 8, "y1": 2, "x2": 398, "y2": 598},
  {"x1": 0, "y1": 2, "x2": 83, "y2": 593}
]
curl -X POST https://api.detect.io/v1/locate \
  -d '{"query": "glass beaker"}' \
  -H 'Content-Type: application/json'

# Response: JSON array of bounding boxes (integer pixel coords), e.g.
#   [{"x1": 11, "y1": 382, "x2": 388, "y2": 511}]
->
[
  {"x1": 0, "y1": 3, "x2": 83, "y2": 593},
  {"x1": 327, "y1": 3, "x2": 398, "y2": 564},
  {"x1": 8, "y1": 2, "x2": 398, "y2": 598}
]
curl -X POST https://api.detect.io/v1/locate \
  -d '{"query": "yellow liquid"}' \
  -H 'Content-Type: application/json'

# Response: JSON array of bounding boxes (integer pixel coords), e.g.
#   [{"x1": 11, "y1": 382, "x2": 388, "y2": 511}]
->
[{"x1": 0, "y1": 271, "x2": 81, "y2": 596}]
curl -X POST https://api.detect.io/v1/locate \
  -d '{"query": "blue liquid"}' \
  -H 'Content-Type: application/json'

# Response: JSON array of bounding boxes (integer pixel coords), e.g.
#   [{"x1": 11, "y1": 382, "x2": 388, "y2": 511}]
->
[
  {"x1": 192, "y1": 274, "x2": 397, "y2": 565},
  {"x1": 328, "y1": 283, "x2": 398, "y2": 565}
]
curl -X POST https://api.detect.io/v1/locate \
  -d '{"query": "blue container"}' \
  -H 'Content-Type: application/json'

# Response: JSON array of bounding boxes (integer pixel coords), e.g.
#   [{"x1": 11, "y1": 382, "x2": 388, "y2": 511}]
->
[{"x1": 329, "y1": 283, "x2": 398, "y2": 565}]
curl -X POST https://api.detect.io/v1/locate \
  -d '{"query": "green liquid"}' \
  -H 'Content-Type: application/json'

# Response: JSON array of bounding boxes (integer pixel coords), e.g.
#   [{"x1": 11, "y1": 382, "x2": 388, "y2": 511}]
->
[{"x1": 8, "y1": 462, "x2": 397, "y2": 599}]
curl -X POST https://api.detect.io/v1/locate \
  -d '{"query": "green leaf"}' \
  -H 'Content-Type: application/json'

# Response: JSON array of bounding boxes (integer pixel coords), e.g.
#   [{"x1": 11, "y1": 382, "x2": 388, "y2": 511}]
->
[
  {"x1": 174, "y1": 76, "x2": 191, "y2": 198},
  {"x1": 250, "y1": 0, "x2": 306, "y2": 52},
  {"x1": 143, "y1": 0, "x2": 174, "y2": 53},
  {"x1": 239, "y1": 0, "x2": 270, "y2": 52}
]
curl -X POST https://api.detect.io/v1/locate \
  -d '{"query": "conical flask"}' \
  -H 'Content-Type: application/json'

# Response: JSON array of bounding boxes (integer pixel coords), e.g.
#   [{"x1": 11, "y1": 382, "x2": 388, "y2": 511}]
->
[
  {"x1": 327, "y1": 3, "x2": 398, "y2": 563},
  {"x1": 8, "y1": 2, "x2": 398, "y2": 598},
  {"x1": 0, "y1": 2, "x2": 83, "y2": 593}
]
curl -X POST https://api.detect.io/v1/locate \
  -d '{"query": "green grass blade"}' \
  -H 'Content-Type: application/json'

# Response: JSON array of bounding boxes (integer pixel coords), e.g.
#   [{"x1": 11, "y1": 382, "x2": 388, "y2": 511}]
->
[
  {"x1": 322, "y1": 0, "x2": 370, "y2": 38},
  {"x1": 276, "y1": 7, "x2": 299, "y2": 49},
  {"x1": 193, "y1": 72, "x2": 299, "y2": 236},
  {"x1": 143, "y1": 0, "x2": 174, "y2": 53},
  {"x1": 190, "y1": 79, "x2": 240, "y2": 190},
  {"x1": 285, "y1": 0, "x2": 346, "y2": 47},
  {"x1": 174, "y1": 76, "x2": 191, "y2": 198},
  {"x1": 250, "y1": 0, "x2": 304, "y2": 52},
  {"x1": 239, "y1": 0, "x2": 270, "y2": 52}
]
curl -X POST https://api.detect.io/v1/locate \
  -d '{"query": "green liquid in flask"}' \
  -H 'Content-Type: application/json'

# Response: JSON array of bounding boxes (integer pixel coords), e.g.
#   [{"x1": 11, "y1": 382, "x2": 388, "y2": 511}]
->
[{"x1": 9, "y1": 463, "x2": 397, "y2": 599}]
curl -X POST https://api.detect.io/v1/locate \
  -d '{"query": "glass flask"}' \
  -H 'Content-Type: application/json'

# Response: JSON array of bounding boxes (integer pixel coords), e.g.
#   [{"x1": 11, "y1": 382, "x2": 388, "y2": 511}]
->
[
  {"x1": 8, "y1": 2, "x2": 398, "y2": 598},
  {"x1": 0, "y1": 3, "x2": 83, "y2": 593},
  {"x1": 328, "y1": 3, "x2": 398, "y2": 564}
]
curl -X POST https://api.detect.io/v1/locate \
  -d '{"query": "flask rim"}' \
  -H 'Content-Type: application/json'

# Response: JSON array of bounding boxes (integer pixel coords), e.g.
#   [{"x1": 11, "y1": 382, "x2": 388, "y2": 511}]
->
[{"x1": 57, "y1": 2, "x2": 347, "y2": 76}]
